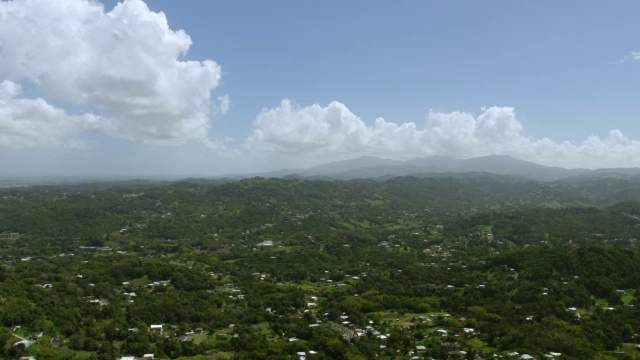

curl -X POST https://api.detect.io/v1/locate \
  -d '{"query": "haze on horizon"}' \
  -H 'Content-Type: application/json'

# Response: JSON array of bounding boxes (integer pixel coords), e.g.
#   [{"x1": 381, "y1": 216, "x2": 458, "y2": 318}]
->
[{"x1": 1, "y1": 0, "x2": 639, "y2": 177}]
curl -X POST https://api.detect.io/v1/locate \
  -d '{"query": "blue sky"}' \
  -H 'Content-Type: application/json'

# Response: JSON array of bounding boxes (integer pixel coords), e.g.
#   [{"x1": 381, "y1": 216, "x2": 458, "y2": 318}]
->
[
  {"x1": 132, "y1": 1, "x2": 640, "y2": 140},
  {"x1": 1, "y1": 0, "x2": 639, "y2": 176}
]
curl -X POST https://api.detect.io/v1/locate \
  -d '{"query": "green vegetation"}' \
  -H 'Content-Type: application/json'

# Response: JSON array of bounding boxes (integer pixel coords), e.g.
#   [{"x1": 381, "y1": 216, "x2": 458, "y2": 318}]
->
[{"x1": 1, "y1": 175, "x2": 640, "y2": 359}]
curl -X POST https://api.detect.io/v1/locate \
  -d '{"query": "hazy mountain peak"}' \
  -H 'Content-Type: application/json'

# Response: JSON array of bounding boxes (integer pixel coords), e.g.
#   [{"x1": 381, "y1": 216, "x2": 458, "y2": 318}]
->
[{"x1": 253, "y1": 154, "x2": 640, "y2": 182}]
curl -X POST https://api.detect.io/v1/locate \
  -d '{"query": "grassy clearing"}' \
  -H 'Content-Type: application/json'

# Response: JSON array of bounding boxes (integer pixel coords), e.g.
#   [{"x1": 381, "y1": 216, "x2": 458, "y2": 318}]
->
[
  {"x1": 372, "y1": 311, "x2": 427, "y2": 324},
  {"x1": 131, "y1": 275, "x2": 149, "y2": 287},
  {"x1": 622, "y1": 289, "x2": 635, "y2": 305},
  {"x1": 297, "y1": 281, "x2": 320, "y2": 291},
  {"x1": 188, "y1": 334, "x2": 209, "y2": 345},
  {"x1": 594, "y1": 297, "x2": 609, "y2": 308}
]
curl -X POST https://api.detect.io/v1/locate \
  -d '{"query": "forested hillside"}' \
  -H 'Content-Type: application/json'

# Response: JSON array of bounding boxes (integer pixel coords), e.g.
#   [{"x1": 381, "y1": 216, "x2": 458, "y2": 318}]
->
[{"x1": 1, "y1": 176, "x2": 640, "y2": 360}]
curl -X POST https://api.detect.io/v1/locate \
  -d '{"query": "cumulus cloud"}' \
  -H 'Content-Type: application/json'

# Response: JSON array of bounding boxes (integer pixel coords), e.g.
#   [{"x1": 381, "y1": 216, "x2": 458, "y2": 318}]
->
[
  {"x1": 0, "y1": 0, "x2": 221, "y2": 147},
  {"x1": 246, "y1": 99, "x2": 640, "y2": 169},
  {"x1": 0, "y1": 80, "x2": 99, "y2": 148},
  {"x1": 246, "y1": 99, "x2": 370, "y2": 154}
]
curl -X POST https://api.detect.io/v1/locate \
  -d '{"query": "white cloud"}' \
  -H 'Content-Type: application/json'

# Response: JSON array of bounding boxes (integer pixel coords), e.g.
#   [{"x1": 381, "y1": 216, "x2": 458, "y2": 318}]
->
[
  {"x1": 246, "y1": 100, "x2": 640, "y2": 169},
  {"x1": 215, "y1": 95, "x2": 231, "y2": 115},
  {"x1": 0, "y1": 0, "x2": 221, "y2": 146},
  {"x1": 614, "y1": 51, "x2": 640, "y2": 64},
  {"x1": 0, "y1": 80, "x2": 98, "y2": 148},
  {"x1": 246, "y1": 99, "x2": 371, "y2": 154}
]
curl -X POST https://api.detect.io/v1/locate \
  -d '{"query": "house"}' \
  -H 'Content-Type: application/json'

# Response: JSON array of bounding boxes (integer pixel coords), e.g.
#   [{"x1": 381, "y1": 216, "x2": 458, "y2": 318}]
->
[
  {"x1": 150, "y1": 324, "x2": 163, "y2": 335},
  {"x1": 436, "y1": 329, "x2": 447, "y2": 336},
  {"x1": 13, "y1": 339, "x2": 34, "y2": 348},
  {"x1": 416, "y1": 345, "x2": 426, "y2": 351},
  {"x1": 257, "y1": 240, "x2": 274, "y2": 248},
  {"x1": 143, "y1": 354, "x2": 154, "y2": 359}
]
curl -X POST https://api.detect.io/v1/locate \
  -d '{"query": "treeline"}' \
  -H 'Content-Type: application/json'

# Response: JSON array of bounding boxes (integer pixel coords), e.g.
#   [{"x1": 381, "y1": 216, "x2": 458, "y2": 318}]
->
[
  {"x1": 3, "y1": 176, "x2": 640, "y2": 239},
  {"x1": 444, "y1": 200, "x2": 640, "y2": 245}
]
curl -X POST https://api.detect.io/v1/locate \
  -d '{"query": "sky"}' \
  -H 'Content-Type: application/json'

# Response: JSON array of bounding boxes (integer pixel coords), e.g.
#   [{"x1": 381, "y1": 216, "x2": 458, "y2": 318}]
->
[{"x1": 1, "y1": 0, "x2": 639, "y2": 177}]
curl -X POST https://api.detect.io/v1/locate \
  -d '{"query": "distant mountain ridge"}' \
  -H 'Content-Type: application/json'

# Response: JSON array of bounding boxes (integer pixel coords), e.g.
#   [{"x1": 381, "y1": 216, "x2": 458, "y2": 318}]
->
[
  {"x1": 252, "y1": 155, "x2": 640, "y2": 181},
  {"x1": 4, "y1": 155, "x2": 638, "y2": 188}
]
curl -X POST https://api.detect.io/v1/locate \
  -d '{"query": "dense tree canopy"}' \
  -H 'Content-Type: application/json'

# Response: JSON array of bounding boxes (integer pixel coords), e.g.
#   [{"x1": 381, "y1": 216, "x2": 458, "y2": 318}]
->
[{"x1": 1, "y1": 176, "x2": 640, "y2": 359}]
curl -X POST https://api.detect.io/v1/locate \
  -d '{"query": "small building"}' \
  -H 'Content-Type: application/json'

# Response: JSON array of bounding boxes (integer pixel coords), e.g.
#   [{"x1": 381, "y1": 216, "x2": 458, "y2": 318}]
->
[
  {"x1": 150, "y1": 324, "x2": 163, "y2": 335},
  {"x1": 13, "y1": 339, "x2": 34, "y2": 348},
  {"x1": 257, "y1": 240, "x2": 274, "y2": 248}
]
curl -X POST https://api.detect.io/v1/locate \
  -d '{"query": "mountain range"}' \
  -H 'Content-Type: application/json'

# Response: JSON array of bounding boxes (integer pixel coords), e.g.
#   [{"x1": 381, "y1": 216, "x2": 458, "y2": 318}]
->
[{"x1": 252, "y1": 155, "x2": 640, "y2": 181}]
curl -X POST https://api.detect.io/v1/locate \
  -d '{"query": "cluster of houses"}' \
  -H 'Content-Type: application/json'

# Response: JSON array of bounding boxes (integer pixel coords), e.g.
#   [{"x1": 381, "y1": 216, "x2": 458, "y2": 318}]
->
[
  {"x1": 119, "y1": 355, "x2": 155, "y2": 360},
  {"x1": 0, "y1": 232, "x2": 18, "y2": 239},
  {"x1": 296, "y1": 350, "x2": 319, "y2": 360},
  {"x1": 145, "y1": 280, "x2": 171, "y2": 288}
]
